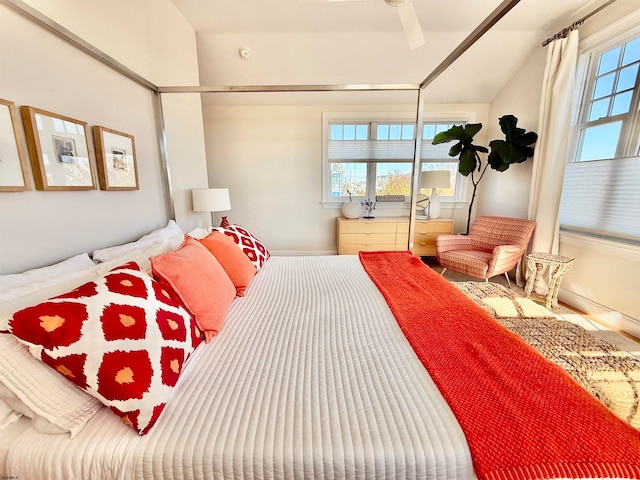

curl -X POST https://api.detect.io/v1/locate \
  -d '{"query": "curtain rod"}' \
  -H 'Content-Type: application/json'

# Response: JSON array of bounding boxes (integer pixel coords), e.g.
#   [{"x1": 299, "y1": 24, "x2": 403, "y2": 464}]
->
[{"x1": 542, "y1": 0, "x2": 618, "y2": 47}]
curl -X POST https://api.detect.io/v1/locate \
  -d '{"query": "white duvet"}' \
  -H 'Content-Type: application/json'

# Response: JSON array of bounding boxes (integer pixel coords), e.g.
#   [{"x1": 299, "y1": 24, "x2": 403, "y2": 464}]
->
[{"x1": 2, "y1": 256, "x2": 475, "y2": 479}]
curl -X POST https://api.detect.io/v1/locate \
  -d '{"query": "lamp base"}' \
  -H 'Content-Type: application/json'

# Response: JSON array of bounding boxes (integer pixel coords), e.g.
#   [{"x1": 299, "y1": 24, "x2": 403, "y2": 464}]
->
[{"x1": 429, "y1": 190, "x2": 441, "y2": 219}]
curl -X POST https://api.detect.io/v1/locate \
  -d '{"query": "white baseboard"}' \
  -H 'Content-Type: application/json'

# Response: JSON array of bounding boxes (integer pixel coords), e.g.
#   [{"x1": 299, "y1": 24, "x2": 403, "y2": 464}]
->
[
  {"x1": 270, "y1": 250, "x2": 337, "y2": 256},
  {"x1": 559, "y1": 290, "x2": 640, "y2": 339}
]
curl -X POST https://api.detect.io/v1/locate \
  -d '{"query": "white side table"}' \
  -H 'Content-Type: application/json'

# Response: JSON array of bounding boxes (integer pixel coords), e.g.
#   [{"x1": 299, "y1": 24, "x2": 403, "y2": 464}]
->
[{"x1": 524, "y1": 252, "x2": 575, "y2": 309}]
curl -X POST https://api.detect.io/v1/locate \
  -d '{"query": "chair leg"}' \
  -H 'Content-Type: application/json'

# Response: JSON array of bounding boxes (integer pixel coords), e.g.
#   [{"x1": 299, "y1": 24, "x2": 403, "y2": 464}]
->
[
  {"x1": 504, "y1": 272, "x2": 512, "y2": 289},
  {"x1": 440, "y1": 268, "x2": 447, "y2": 277}
]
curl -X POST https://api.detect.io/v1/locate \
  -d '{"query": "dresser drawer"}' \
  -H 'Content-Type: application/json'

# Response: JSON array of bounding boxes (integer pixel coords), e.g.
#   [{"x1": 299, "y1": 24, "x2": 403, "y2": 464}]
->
[
  {"x1": 411, "y1": 219, "x2": 454, "y2": 256},
  {"x1": 414, "y1": 219, "x2": 454, "y2": 234},
  {"x1": 412, "y1": 239, "x2": 438, "y2": 256},
  {"x1": 339, "y1": 221, "x2": 397, "y2": 235},
  {"x1": 340, "y1": 233, "x2": 397, "y2": 245},
  {"x1": 340, "y1": 243, "x2": 399, "y2": 255}
]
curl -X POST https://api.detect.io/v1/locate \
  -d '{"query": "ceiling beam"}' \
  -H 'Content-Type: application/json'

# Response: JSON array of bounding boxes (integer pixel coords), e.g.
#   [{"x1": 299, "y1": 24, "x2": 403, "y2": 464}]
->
[
  {"x1": 159, "y1": 84, "x2": 420, "y2": 94},
  {"x1": 420, "y1": 0, "x2": 521, "y2": 90}
]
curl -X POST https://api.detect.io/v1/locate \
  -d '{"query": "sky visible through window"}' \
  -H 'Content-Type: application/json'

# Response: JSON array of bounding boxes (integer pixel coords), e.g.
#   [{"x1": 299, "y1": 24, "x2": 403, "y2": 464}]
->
[{"x1": 579, "y1": 36, "x2": 640, "y2": 161}]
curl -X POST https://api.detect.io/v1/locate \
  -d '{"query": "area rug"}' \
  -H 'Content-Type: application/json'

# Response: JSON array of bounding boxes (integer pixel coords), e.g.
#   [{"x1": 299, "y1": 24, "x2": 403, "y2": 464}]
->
[{"x1": 455, "y1": 281, "x2": 640, "y2": 428}]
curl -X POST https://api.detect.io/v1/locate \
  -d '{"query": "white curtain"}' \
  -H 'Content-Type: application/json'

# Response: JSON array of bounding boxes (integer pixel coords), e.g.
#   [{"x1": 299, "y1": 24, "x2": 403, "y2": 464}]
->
[{"x1": 518, "y1": 30, "x2": 579, "y2": 291}]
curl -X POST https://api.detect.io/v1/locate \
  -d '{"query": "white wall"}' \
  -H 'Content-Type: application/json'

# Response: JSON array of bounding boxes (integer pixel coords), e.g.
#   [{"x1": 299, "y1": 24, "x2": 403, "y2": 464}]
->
[
  {"x1": 482, "y1": 1, "x2": 640, "y2": 326},
  {"x1": 477, "y1": 46, "x2": 546, "y2": 220},
  {"x1": 17, "y1": 0, "x2": 209, "y2": 232},
  {"x1": 0, "y1": 1, "x2": 207, "y2": 274},
  {"x1": 203, "y1": 101, "x2": 489, "y2": 254}
]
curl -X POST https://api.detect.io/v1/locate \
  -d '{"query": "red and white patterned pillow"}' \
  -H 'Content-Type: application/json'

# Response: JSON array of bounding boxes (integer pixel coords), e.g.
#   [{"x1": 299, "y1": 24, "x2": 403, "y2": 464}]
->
[
  {"x1": 213, "y1": 224, "x2": 270, "y2": 271},
  {"x1": 8, "y1": 262, "x2": 202, "y2": 435}
]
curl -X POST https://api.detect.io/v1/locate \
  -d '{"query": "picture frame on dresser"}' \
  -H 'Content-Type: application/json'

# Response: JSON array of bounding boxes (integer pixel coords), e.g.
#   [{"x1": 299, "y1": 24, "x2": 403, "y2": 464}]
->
[
  {"x1": 20, "y1": 106, "x2": 96, "y2": 191},
  {"x1": 0, "y1": 98, "x2": 30, "y2": 191},
  {"x1": 92, "y1": 126, "x2": 139, "y2": 191}
]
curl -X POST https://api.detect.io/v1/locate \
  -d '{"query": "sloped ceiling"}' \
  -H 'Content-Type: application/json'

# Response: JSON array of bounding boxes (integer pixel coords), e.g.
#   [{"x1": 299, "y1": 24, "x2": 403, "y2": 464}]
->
[{"x1": 170, "y1": 0, "x2": 608, "y2": 104}]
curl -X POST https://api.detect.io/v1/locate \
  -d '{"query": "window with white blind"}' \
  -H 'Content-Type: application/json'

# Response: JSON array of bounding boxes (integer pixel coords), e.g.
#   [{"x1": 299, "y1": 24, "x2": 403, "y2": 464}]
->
[
  {"x1": 322, "y1": 112, "x2": 470, "y2": 206},
  {"x1": 560, "y1": 29, "x2": 640, "y2": 243}
]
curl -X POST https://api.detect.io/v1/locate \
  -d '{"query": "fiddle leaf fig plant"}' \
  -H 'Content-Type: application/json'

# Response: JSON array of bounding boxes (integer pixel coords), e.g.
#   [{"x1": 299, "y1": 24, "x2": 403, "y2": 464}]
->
[{"x1": 432, "y1": 114, "x2": 537, "y2": 234}]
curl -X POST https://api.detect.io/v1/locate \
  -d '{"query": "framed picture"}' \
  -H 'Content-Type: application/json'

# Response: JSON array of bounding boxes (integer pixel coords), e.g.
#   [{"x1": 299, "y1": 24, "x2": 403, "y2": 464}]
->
[
  {"x1": 0, "y1": 98, "x2": 30, "y2": 191},
  {"x1": 93, "y1": 126, "x2": 139, "y2": 191},
  {"x1": 20, "y1": 106, "x2": 96, "y2": 191}
]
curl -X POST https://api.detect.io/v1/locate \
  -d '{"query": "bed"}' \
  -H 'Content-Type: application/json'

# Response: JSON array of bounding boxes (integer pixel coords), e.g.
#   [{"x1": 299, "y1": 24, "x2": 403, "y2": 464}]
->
[{"x1": 0, "y1": 224, "x2": 639, "y2": 480}]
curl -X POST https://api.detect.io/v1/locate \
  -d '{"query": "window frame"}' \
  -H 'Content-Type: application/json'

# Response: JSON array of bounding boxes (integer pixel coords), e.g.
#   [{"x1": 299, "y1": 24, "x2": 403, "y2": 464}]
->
[
  {"x1": 560, "y1": 12, "x2": 640, "y2": 244},
  {"x1": 321, "y1": 111, "x2": 477, "y2": 209},
  {"x1": 570, "y1": 24, "x2": 640, "y2": 163}
]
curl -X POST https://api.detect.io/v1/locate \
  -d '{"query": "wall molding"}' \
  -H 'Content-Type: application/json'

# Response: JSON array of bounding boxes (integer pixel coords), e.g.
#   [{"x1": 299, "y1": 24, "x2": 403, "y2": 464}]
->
[{"x1": 559, "y1": 289, "x2": 640, "y2": 339}]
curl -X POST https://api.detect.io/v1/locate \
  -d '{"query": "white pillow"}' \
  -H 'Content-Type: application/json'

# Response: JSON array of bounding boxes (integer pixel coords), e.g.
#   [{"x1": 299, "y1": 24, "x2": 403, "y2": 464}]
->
[
  {"x1": 91, "y1": 220, "x2": 183, "y2": 263},
  {"x1": 0, "y1": 253, "x2": 95, "y2": 293},
  {"x1": 0, "y1": 269, "x2": 108, "y2": 331},
  {"x1": 138, "y1": 219, "x2": 183, "y2": 242},
  {"x1": 93, "y1": 235, "x2": 180, "y2": 275},
  {"x1": 0, "y1": 334, "x2": 102, "y2": 437},
  {"x1": 186, "y1": 227, "x2": 213, "y2": 239},
  {"x1": 0, "y1": 397, "x2": 21, "y2": 429}
]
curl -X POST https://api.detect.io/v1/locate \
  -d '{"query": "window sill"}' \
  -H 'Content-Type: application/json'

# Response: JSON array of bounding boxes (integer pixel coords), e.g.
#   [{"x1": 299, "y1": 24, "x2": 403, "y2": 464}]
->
[
  {"x1": 321, "y1": 201, "x2": 469, "y2": 209},
  {"x1": 559, "y1": 231, "x2": 640, "y2": 261}
]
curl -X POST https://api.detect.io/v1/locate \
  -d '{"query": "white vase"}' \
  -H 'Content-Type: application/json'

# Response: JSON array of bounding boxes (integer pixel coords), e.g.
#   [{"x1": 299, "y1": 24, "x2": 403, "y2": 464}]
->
[
  {"x1": 429, "y1": 190, "x2": 441, "y2": 219},
  {"x1": 342, "y1": 201, "x2": 362, "y2": 219}
]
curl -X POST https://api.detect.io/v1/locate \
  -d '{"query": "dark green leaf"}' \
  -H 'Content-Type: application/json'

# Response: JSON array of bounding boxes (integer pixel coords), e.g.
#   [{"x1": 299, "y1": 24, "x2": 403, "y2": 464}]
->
[{"x1": 458, "y1": 149, "x2": 477, "y2": 176}]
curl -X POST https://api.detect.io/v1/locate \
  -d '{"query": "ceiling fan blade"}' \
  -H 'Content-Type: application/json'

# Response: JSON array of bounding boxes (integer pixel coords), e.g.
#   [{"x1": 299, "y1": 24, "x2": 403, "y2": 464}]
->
[{"x1": 396, "y1": 3, "x2": 425, "y2": 50}]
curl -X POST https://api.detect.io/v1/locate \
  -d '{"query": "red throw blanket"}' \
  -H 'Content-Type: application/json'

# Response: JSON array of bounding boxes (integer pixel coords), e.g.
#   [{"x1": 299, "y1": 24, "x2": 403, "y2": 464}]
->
[{"x1": 360, "y1": 251, "x2": 640, "y2": 480}]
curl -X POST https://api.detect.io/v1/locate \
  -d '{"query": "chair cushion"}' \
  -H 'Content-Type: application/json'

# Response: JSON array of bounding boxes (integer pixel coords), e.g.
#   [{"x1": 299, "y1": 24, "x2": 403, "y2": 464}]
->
[
  {"x1": 439, "y1": 250, "x2": 493, "y2": 279},
  {"x1": 469, "y1": 216, "x2": 535, "y2": 252}
]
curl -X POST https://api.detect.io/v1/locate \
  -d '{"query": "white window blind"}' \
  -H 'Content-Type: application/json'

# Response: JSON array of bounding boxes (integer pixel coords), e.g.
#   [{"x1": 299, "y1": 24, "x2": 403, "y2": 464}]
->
[
  {"x1": 327, "y1": 140, "x2": 452, "y2": 161},
  {"x1": 560, "y1": 157, "x2": 640, "y2": 241}
]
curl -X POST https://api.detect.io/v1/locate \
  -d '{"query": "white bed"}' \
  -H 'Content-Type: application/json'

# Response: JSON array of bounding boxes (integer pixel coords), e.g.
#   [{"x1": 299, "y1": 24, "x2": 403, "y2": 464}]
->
[{"x1": 1, "y1": 256, "x2": 475, "y2": 479}]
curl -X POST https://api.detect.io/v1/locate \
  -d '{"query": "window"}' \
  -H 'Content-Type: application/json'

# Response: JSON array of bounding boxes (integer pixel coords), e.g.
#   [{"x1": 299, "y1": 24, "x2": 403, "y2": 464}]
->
[
  {"x1": 573, "y1": 35, "x2": 640, "y2": 161},
  {"x1": 561, "y1": 28, "x2": 640, "y2": 243},
  {"x1": 323, "y1": 114, "x2": 465, "y2": 206}
]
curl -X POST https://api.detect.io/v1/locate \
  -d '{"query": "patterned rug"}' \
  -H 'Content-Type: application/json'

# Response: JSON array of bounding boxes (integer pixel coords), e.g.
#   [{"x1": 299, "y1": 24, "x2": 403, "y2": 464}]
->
[{"x1": 455, "y1": 281, "x2": 640, "y2": 429}]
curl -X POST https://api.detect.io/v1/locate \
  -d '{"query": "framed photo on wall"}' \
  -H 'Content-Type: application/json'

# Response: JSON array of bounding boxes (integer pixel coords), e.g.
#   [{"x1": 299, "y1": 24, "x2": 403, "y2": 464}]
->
[
  {"x1": 20, "y1": 106, "x2": 96, "y2": 190},
  {"x1": 0, "y1": 98, "x2": 30, "y2": 191},
  {"x1": 93, "y1": 126, "x2": 139, "y2": 190}
]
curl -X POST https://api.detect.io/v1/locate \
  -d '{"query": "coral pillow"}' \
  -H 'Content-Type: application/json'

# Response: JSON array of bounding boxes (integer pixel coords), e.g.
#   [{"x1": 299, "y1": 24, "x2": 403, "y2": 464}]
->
[
  {"x1": 151, "y1": 237, "x2": 236, "y2": 342},
  {"x1": 8, "y1": 262, "x2": 201, "y2": 435},
  {"x1": 212, "y1": 224, "x2": 270, "y2": 271},
  {"x1": 199, "y1": 232, "x2": 256, "y2": 296}
]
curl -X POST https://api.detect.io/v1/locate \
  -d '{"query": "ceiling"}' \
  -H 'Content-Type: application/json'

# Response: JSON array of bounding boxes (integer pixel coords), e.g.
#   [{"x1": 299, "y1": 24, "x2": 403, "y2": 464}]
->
[{"x1": 169, "y1": 0, "x2": 607, "y2": 105}]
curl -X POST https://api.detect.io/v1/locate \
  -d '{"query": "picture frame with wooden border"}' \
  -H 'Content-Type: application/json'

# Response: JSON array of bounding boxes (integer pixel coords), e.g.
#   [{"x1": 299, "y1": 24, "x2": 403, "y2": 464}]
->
[
  {"x1": 20, "y1": 106, "x2": 96, "y2": 191},
  {"x1": 93, "y1": 126, "x2": 139, "y2": 191},
  {"x1": 0, "y1": 98, "x2": 30, "y2": 191}
]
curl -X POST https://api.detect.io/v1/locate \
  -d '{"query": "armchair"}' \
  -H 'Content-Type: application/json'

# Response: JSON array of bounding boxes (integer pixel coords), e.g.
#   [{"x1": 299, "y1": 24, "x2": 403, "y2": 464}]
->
[{"x1": 436, "y1": 216, "x2": 535, "y2": 287}]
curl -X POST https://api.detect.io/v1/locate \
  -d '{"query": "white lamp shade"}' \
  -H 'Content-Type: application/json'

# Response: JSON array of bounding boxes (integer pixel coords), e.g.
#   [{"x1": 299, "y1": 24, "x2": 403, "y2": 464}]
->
[
  {"x1": 420, "y1": 171, "x2": 449, "y2": 219},
  {"x1": 420, "y1": 170, "x2": 450, "y2": 189},
  {"x1": 192, "y1": 188, "x2": 231, "y2": 212}
]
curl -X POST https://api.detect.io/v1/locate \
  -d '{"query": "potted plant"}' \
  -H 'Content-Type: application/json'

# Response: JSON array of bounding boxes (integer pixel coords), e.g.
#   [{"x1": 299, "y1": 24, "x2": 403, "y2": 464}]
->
[{"x1": 432, "y1": 114, "x2": 537, "y2": 234}]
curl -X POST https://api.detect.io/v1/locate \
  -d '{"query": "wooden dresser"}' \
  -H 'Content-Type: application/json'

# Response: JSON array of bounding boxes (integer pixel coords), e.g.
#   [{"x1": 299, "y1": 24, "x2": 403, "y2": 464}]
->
[{"x1": 337, "y1": 216, "x2": 453, "y2": 256}]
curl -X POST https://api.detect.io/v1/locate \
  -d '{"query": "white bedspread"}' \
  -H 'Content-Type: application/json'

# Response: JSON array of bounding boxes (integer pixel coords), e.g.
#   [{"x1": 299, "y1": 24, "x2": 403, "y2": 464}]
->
[{"x1": 2, "y1": 256, "x2": 475, "y2": 479}]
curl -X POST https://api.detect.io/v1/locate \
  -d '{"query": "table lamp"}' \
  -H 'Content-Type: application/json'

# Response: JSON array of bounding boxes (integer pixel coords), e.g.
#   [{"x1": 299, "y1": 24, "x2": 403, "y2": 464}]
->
[
  {"x1": 420, "y1": 171, "x2": 450, "y2": 219},
  {"x1": 192, "y1": 188, "x2": 231, "y2": 226}
]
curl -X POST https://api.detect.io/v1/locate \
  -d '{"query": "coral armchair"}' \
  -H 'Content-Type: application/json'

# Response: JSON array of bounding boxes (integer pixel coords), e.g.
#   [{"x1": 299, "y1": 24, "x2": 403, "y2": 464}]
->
[{"x1": 436, "y1": 216, "x2": 535, "y2": 287}]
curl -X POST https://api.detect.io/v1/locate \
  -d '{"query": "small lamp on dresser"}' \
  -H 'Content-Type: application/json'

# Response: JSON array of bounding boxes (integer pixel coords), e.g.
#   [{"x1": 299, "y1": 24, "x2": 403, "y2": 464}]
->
[
  {"x1": 420, "y1": 171, "x2": 450, "y2": 219},
  {"x1": 192, "y1": 188, "x2": 231, "y2": 226}
]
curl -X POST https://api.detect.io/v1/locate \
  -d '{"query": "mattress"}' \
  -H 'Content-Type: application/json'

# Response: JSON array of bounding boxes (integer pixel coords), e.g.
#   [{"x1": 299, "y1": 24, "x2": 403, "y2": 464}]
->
[{"x1": 2, "y1": 256, "x2": 475, "y2": 479}]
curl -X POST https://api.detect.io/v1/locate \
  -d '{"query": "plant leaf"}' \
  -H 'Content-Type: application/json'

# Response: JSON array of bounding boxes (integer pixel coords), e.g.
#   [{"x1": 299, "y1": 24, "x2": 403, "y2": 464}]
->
[
  {"x1": 458, "y1": 149, "x2": 477, "y2": 176},
  {"x1": 488, "y1": 116, "x2": 538, "y2": 171}
]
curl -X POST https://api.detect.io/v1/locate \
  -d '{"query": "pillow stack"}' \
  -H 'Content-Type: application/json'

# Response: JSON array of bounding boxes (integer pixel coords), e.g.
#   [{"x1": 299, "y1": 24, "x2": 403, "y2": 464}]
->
[{"x1": 2, "y1": 219, "x2": 271, "y2": 436}]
